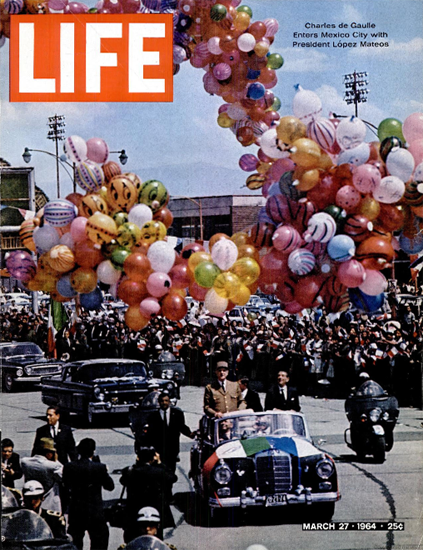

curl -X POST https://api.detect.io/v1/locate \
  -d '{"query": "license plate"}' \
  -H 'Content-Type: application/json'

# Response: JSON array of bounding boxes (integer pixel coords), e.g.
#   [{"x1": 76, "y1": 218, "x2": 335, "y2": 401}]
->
[{"x1": 265, "y1": 494, "x2": 287, "y2": 506}]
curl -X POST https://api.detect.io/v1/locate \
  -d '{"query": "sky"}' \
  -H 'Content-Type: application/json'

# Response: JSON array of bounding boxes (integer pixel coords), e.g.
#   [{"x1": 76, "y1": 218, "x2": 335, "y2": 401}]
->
[{"x1": 1, "y1": 0, "x2": 422, "y2": 201}]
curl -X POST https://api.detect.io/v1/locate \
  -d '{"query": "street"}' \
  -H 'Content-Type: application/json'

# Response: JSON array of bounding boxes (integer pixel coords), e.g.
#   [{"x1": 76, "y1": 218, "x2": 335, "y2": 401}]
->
[{"x1": 2, "y1": 385, "x2": 423, "y2": 550}]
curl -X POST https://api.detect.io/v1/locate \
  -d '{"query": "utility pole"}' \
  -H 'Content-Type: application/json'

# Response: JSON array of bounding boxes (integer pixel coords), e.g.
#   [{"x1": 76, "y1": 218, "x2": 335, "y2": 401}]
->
[
  {"x1": 343, "y1": 71, "x2": 369, "y2": 117},
  {"x1": 47, "y1": 115, "x2": 66, "y2": 198}
]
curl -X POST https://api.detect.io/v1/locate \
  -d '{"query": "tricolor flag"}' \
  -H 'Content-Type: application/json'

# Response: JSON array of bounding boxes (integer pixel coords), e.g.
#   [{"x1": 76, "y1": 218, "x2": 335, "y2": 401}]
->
[
  {"x1": 387, "y1": 347, "x2": 398, "y2": 359},
  {"x1": 47, "y1": 300, "x2": 68, "y2": 359}
]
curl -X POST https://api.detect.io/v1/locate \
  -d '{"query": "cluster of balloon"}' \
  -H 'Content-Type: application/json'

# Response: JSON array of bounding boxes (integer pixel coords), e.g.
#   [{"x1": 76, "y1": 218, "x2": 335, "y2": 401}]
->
[
  {"x1": 12, "y1": 134, "x2": 199, "y2": 331},
  {"x1": 247, "y1": 86, "x2": 423, "y2": 314}
]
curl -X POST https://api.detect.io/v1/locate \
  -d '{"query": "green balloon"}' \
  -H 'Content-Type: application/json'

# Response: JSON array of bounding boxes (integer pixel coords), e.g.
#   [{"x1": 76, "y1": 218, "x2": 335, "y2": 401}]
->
[
  {"x1": 111, "y1": 247, "x2": 131, "y2": 270},
  {"x1": 324, "y1": 204, "x2": 346, "y2": 229},
  {"x1": 267, "y1": 53, "x2": 284, "y2": 70},
  {"x1": 194, "y1": 261, "x2": 221, "y2": 288},
  {"x1": 236, "y1": 5, "x2": 253, "y2": 17},
  {"x1": 271, "y1": 96, "x2": 282, "y2": 112},
  {"x1": 113, "y1": 211, "x2": 129, "y2": 227},
  {"x1": 88, "y1": 7, "x2": 97, "y2": 12},
  {"x1": 377, "y1": 118, "x2": 405, "y2": 143},
  {"x1": 210, "y1": 3, "x2": 227, "y2": 22},
  {"x1": 101, "y1": 239, "x2": 120, "y2": 260}
]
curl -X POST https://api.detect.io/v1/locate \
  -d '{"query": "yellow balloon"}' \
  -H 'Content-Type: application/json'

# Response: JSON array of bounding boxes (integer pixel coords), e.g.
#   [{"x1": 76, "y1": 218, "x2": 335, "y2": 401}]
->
[
  {"x1": 230, "y1": 257, "x2": 260, "y2": 285},
  {"x1": 317, "y1": 152, "x2": 334, "y2": 170},
  {"x1": 257, "y1": 161, "x2": 271, "y2": 175},
  {"x1": 276, "y1": 116, "x2": 307, "y2": 146},
  {"x1": 359, "y1": 196, "x2": 381, "y2": 221},
  {"x1": 48, "y1": 245, "x2": 76, "y2": 273},
  {"x1": 188, "y1": 251, "x2": 212, "y2": 272},
  {"x1": 213, "y1": 272, "x2": 241, "y2": 300},
  {"x1": 230, "y1": 231, "x2": 251, "y2": 247},
  {"x1": 290, "y1": 138, "x2": 321, "y2": 169},
  {"x1": 254, "y1": 40, "x2": 269, "y2": 57},
  {"x1": 293, "y1": 168, "x2": 320, "y2": 191},
  {"x1": 217, "y1": 113, "x2": 235, "y2": 128},
  {"x1": 231, "y1": 284, "x2": 251, "y2": 306},
  {"x1": 233, "y1": 11, "x2": 250, "y2": 31},
  {"x1": 86, "y1": 212, "x2": 118, "y2": 246}
]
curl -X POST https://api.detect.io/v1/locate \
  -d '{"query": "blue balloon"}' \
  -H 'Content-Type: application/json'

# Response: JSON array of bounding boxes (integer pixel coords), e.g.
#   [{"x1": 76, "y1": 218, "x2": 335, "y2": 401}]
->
[
  {"x1": 327, "y1": 235, "x2": 356, "y2": 262},
  {"x1": 247, "y1": 69, "x2": 261, "y2": 80},
  {"x1": 79, "y1": 287, "x2": 103, "y2": 310},
  {"x1": 247, "y1": 82, "x2": 265, "y2": 100},
  {"x1": 56, "y1": 275, "x2": 77, "y2": 298},
  {"x1": 398, "y1": 232, "x2": 423, "y2": 254},
  {"x1": 348, "y1": 288, "x2": 385, "y2": 313}
]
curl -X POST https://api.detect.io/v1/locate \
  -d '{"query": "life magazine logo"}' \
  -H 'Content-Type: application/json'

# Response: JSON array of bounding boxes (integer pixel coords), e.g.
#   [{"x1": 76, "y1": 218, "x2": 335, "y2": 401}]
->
[{"x1": 10, "y1": 14, "x2": 174, "y2": 102}]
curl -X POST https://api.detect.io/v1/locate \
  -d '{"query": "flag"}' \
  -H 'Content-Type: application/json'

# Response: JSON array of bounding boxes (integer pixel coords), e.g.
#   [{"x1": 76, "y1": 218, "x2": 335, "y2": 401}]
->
[
  {"x1": 236, "y1": 352, "x2": 243, "y2": 363},
  {"x1": 47, "y1": 300, "x2": 68, "y2": 358},
  {"x1": 17, "y1": 208, "x2": 36, "y2": 220},
  {"x1": 387, "y1": 347, "x2": 398, "y2": 359}
]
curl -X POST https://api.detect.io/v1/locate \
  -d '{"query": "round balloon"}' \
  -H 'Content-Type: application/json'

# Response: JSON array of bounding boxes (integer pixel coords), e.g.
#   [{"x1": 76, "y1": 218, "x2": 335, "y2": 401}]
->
[
  {"x1": 86, "y1": 137, "x2": 109, "y2": 164},
  {"x1": 373, "y1": 176, "x2": 405, "y2": 204},
  {"x1": 211, "y1": 238, "x2": 238, "y2": 271},
  {"x1": 327, "y1": 235, "x2": 356, "y2": 262},
  {"x1": 75, "y1": 160, "x2": 104, "y2": 193},
  {"x1": 44, "y1": 199, "x2": 77, "y2": 227},
  {"x1": 63, "y1": 135, "x2": 87, "y2": 163},
  {"x1": 147, "y1": 241, "x2": 175, "y2": 273},
  {"x1": 335, "y1": 117, "x2": 366, "y2": 150}
]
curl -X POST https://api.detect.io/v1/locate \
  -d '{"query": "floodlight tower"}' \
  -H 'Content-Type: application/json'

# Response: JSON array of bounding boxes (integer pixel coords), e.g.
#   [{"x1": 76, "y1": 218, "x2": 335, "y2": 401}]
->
[
  {"x1": 47, "y1": 114, "x2": 66, "y2": 197},
  {"x1": 343, "y1": 71, "x2": 369, "y2": 117}
]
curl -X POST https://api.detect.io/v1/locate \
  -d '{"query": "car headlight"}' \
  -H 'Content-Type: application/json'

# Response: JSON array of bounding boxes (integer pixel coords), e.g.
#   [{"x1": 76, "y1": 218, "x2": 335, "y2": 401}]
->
[
  {"x1": 165, "y1": 370, "x2": 174, "y2": 379},
  {"x1": 214, "y1": 461, "x2": 232, "y2": 485},
  {"x1": 16, "y1": 368, "x2": 23, "y2": 377},
  {"x1": 93, "y1": 386, "x2": 105, "y2": 401},
  {"x1": 24, "y1": 366, "x2": 32, "y2": 375},
  {"x1": 315, "y1": 458, "x2": 335, "y2": 479},
  {"x1": 165, "y1": 382, "x2": 174, "y2": 392},
  {"x1": 382, "y1": 411, "x2": 390, "y2": 421},
  {"x1": 369, "y1": 408, "x2": 382, "y2": 422}
]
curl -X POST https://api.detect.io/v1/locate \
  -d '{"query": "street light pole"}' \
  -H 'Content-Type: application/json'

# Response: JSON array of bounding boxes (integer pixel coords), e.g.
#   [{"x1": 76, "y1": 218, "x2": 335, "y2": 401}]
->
[{"x1": 47, "y1": 114, "x2": 66, "y2": 197}]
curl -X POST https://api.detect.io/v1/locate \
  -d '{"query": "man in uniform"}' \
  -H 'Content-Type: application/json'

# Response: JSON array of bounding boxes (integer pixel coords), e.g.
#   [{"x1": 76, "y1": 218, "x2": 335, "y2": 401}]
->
[
  {"x1": 22, "y1": 480, "x2": 67, "y2": 539},
  {"x1": 204, "y1": 361, "x2": 245, "y2": 418}
]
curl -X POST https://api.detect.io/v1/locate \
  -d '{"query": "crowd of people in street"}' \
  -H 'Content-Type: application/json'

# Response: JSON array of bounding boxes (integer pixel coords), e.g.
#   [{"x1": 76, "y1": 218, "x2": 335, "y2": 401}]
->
[{"x1": 1, "y1": 282, "x2": 422, "y2": 406}]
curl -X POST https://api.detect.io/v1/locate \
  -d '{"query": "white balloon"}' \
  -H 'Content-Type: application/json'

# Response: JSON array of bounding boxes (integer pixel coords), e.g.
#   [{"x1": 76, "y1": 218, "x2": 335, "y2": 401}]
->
[
  {"x1": 260, "y1": 129, "x2": 290, "y2": 160},
  {"x1": 373, "y1": 175, "x2": 405, "y2": 204},
  {"x1": 237, "y1": 33, "x2": 256, "y2": 52},
  {"x1": 386, "y1": 148, "x2": 415, "y2": 182},
  {"x1": 335, "y1": 117, "x2": 367, "y2": 150},
  {"x1": 63, "y1": 135, "x2": 87, "y2": 163},
  {"x1": 59, "y1": 232, "x2": 75, "y2": 250},
  {"x1": 292, "y1": 86, "x2": 322, "y2": 124},
  {"x1": 97, "y1": 260, "x2": 122, "y2": 285},
  {"x1": 211, "y1": 239, "x2": 238, "y2": 271},
  {"x1": 204, "y1": 288, "x2": 228, "y2": 315},
  {"x1": 33, "y1": 225, "x2": 60, "y2": 253},
  {"x1": 336, "y1": 142, "x2": 370, "y2": 166},
  {"x1": 413, "y1": 161, "x2": 423, "y2": 182},
  {"x1": 147, "y1": 241, "x2": 176, "y2": 273},
  {"x1": 128, "y1": 204, "x2": 153, "y2": 228}
]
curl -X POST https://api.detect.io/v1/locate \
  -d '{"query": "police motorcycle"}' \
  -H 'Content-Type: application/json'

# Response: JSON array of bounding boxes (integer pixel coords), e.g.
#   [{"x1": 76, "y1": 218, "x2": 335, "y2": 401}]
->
[
  {"x1": 344, "y1": 377, "x2": 399, "y2": 463},
  {"x1": 1, "y1": 509, "x2": 77, "y2": 550}
]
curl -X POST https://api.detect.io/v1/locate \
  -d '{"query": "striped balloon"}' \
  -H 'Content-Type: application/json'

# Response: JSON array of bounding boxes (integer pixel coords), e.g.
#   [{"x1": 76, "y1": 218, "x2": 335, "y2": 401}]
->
[
  {"x1": 102, "y1": 161, "x2": 122, "y2": 183},
  {"x1": 64, "y1": 135, "x2": 87, "y2": 164},
  {"x1": 1, "y1": 0, "x2": 10, "y2": 12},
  {"x1": 404, "y1": 180, "x2": 423, "y2": 207},
  {"x1": 250, "y1": 222, "x2": 275, "y2": 248},
  {"x1": 44, "y1": 199, "x2": 78, "y2": 227},
  {"x1": 75, "y1": 160, "x2": 104, "y2": 193},
  {"x1": 272, "y1": 225, "x2": 302, "y2": 253},
  {"x1": 288, "y1": 248, "x2": 316, "y2": 276},
  {"x1": 263, "y1": 18, "x2": 279, "y2": 37},
  {"x1": 246, "y1": 173, "x2": 266, "y2": 190},
  {"x1": 307, "y1": 118, "x2": 336, "y2": 151},
  {"x1": 7, "y1": 0, "x2": 23, "y2": 13},
  {"x1": 19, "y1": 219, "x2": 37, "y2": 252},
  {"x1": 303, "y1": 212, "x2": 337, "y2": 243}
]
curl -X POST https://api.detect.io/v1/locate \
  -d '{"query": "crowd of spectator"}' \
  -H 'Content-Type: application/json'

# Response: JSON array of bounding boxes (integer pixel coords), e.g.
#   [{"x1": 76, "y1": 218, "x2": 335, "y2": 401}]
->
[{"x1": 1, "y1": 282, "x2": 422, "y2": 407}]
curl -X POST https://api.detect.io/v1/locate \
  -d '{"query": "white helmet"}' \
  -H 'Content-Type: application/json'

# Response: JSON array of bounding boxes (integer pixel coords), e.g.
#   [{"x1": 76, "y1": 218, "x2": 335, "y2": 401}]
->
[
  {"x1": 22, "y1": 480, "x2": 44, "y2": 496},
  {"x1": 137, "y1": 507, "x2": 160, "y2": 523}
]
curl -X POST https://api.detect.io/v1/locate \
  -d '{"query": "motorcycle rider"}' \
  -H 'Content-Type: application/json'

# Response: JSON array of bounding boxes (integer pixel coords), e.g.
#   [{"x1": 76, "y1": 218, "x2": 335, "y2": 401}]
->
[{"x1": 22, "y1": 480, "x2": 68, "y2": 539}]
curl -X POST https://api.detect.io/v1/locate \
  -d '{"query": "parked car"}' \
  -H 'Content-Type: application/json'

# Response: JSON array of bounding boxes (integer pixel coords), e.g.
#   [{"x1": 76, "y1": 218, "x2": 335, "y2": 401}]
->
[
  {"x1": 1, "y1": 342, "x2": 64, "y2": 393},
  {"x1": 41, "y1": 358, "x2": 178, "y2": 423},
  {"x1": 0, "y1": 294, "x2": 32, "y2": 312},
  {"x1": 149, "y1": 351, "x2": 185, "y2": 394},
  {"x1": 226, "y1": 307, "x2": 246, "y2": 324},
  {"x1": 190, "y1": 410, "x2": 340, "y2": 522}
]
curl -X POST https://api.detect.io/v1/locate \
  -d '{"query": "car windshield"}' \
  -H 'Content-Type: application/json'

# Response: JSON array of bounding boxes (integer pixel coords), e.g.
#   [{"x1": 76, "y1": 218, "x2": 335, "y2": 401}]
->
[
  {"x1": 73, "y1": 362, "x2": 147, "y2": 382},
  {"x1": 216, "y1": 413, "x2": 306, "y2": 443},
  {"x1": 1, "y1": 343, "x2": 43, "y2": 358}
]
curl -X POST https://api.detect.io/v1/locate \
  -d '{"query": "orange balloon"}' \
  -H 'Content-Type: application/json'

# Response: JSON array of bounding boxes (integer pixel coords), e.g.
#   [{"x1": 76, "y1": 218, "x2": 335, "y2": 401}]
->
[
  {"x1": 74, "y1": 240, "x2": 104, "y2": 269},
  {"x1": 237, "y1": 243, "x2": 260, "y2": 261},
  {"x1": 118, "y1": 279, "x2": 148, "y2": 305},
  {"x1": 161, "y1": 292, "x2": 188, "y2": 321},
  {"x1": 231, "y1": 232, "x2": 252, "y2": 247},
  {"x1": 124, "y1": 253, "x2": 152, "y2": 282},
  {"x1": 125, "y1": 306, "x2": 149, "y2": 331}
]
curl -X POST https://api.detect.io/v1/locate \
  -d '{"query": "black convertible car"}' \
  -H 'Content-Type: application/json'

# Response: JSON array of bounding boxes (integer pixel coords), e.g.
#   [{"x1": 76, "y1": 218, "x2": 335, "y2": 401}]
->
[
  {"x1": 190, "y1": 410, "x2": 340, "y2": 522},
  {"x1": 1, "y1": 342, "x2": 63, "y2": 393},
  {"x1": 41, "y1": 359, "x2": 177, "y2": 423}
]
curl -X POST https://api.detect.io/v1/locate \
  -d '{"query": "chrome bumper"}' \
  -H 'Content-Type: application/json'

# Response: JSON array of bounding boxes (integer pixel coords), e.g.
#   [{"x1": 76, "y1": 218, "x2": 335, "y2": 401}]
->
[
  {"x1": 209, "y1": 491, "x2": 340, "y2": 509},
  {"x1": 88, "y1": 402, "x2": 132, "y2": 415}
]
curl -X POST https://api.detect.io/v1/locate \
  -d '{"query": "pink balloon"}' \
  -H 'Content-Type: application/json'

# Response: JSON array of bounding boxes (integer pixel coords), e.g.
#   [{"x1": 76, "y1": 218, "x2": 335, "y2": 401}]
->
[
  {"x1": 120, "y1": 0, "x2": 140, "y2": 11},
  {"x1": 64, "y1": 2, "x2": 88, "y2": 12},
  {"x1": 48, "y1": 0, "x2": 68, "y2": 8},
  {"x1": 358, "y1": 269, "x2": 387, "y2": 295},
  {"x1": 140, "y1": 297, "x2": 161, "y2": 317},
  {"x1": 352, "y1": 164, "x2": 381, "y2": 194},
  {"x1": 146, "y1": 272, "x2": 172, "y2": 298},
  {"x1": 266, "y1": 158, "x2": 295, "y2": 183},
  {"x1": 402, "y1": 112, "x2": 423, "y2": 144},
  {"x1": 283, "y1": 301, "x2": 304, "y2": 314},
  {"x1": 335, "y1": 185, "x2": 361, "y2": 213},
  {"x1": 70, "y1": 217, "x2": 88, "y2": 243},
  {"x1": 86, "y1": 137, "x2": 109, "y2": 164},
  {"x1": 337, "y1": 259, "x2": 366, "y2": 287},
  {"x1": 272, "y1": 225, "x2": 302, "y2": 253},
  {"x1": 408, "y1": 139, "x2": 423, "y2": 167}
]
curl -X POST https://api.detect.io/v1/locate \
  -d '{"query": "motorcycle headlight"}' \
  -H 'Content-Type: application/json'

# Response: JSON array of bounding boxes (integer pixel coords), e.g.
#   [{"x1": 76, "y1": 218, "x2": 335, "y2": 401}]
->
[
  {"x1": 16, "y1": 368, "x2": 23, "y2": 377},
  {"x1": 165, "y1": 382, "x2": 174, "y2": 393},
  {"x1": 315, "y1": 458, "x2": 334, "y2": 479},
  {"x1": 93, "y1": 386, "x2": 105, "y2": 401},
  {"x1": 382, "y1": 411, "x2": 390, "y2": 421},
  {"x1": 369, "y1": 408, "x2": 382, "y2": 422},
  {"x1": 24, "y1": 366, "x2": 32, "y2": 375},
  {"x1": 214, "y1": 461, "x2": 232, "y2": 485}
]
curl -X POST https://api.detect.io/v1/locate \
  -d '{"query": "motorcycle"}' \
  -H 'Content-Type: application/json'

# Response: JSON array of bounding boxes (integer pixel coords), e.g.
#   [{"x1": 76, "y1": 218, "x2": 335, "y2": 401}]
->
[
  {"x1": 125, "y1": 535, "x2": 168, "y2": 550},
  {"x1": 1, "y1": 509, "x2": 77, "y2": 550},
  {"x1": 344, "y1": 379, "x2": 399, "y2": 463}
]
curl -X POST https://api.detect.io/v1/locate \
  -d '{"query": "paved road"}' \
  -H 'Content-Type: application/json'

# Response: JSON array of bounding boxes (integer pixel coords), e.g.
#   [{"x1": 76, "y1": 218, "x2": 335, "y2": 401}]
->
[{"x1": 2, "y1": 386, "x2": 423, "y2": 550}]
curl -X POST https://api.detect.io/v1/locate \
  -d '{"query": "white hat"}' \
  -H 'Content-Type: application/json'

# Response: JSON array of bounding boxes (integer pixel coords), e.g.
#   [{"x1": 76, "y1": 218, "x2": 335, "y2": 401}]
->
[
  {"x1": 137, "y1": 507, "x2": 160, "y2": 523},
  {"x1": 22, "y1": 480, "x2": 44, "y2": 496}
]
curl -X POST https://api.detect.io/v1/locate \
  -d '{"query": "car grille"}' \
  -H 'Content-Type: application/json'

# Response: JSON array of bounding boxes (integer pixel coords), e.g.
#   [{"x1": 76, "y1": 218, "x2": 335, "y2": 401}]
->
[
  {"x1": 255, "y1": 450, "x2": 292, "y2": 495},
  {"x1": 32, "y1": 365, "x2": 61, "y2": 376}
]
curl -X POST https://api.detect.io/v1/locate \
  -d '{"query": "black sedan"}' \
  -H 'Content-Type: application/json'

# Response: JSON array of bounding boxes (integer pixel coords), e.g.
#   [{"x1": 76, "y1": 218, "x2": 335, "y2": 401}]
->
[
  {"x1": 1, "y1": 342, "x2": 63, "y2": 393},
  {"x1": 41, "y1": 359, "x2": 177, "y2": 423},
  {"x1": 190, "y1": 410, "x2": 340, "y2": 522}
]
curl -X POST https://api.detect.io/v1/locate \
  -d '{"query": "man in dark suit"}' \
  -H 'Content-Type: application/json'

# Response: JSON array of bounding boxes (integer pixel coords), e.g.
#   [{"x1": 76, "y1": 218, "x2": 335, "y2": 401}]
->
[
  {"x1": 32, "y1": 406, "x2": 77, "y2": 465},
  {"x1": 2, "y1": 438, "x2": 23, "y2": 489},
  {"x1": 238, "y1": 377, "x2": 263, "y2": 412},
  {"x1": 265, "y1": 370, "x2": 301, "y2": 412},
  {"x1": 147, "y1": 392, "x2": 194, "y2": 474},
  {"x1": 204, "y1": 361, "x2": 245, "y2": 418},
  {"x1": 63, "y1": 438, "x2": 114, "y2": 550}
]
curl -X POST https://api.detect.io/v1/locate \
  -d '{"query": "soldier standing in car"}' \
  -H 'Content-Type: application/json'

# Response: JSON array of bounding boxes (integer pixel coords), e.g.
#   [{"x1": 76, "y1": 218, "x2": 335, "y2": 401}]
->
[{"x1": 204, "y1": 361, "x2": 245, "y2": 418}]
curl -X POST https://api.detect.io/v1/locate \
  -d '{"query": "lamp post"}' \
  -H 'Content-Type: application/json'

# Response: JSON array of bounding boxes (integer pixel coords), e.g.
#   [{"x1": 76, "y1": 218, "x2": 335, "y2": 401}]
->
[
  {"x1": 109, "y1": 150, "x2": 128, "y2": 165},
  {"x1": 172, "y1": 196, "x2": 204, "y2": 242},
  {"x1": 343, "y1": 71, "x2": 369, "y2": 117},
  {"x1": 22, "y1": 148, "x2": 75, "y2": 193}
]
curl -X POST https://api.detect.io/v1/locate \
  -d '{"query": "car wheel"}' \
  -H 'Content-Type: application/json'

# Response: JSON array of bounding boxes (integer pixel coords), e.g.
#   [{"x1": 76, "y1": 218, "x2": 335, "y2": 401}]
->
[
  {"x1": 385, "y1": 431, "x2": 394, "y2": 452},
  {"x1": 3, "y1": 373, "x2": 15, "y2": 393},
  {"x1": 373, "y1": 435, "x2": 386, "y2": 463}
]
